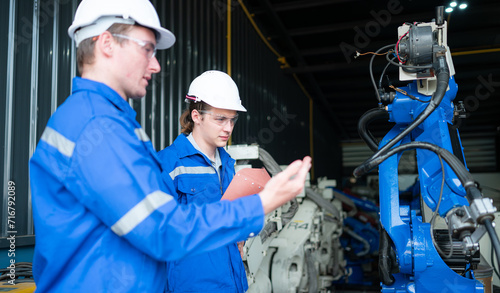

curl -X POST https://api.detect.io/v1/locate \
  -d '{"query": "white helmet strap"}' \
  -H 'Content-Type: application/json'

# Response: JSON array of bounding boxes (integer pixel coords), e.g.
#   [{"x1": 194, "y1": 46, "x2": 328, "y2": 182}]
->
[{"x1": 74, "y1": 16, "x2": 135, "y2": 47}]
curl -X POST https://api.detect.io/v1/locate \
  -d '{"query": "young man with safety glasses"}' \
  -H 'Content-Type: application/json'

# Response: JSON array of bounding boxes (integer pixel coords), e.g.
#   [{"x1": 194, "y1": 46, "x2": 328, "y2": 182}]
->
[
  {"x1": 29, "y1": 0, "x2": 311, "y2": 292},
  {"x1": 158, "y1": 70, "x2": 249, "y2": 293}
]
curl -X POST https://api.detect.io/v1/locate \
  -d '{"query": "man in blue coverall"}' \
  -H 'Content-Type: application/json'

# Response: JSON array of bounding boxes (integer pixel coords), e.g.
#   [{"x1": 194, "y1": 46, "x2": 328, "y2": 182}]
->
[
  {"x1": 159, "y1": 71, "x2": 252, "y2": 293},
  {"x1": 28, "y1": 0, "x2": 311, "y2": 292}
]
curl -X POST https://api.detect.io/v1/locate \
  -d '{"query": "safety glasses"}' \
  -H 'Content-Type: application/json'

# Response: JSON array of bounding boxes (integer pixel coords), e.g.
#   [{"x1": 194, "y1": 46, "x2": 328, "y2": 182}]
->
[
  {"x1": 112, "y1": 34, "x2": 157, "y2": 60},
  {"x1": 199, "y1": 110, "x2": 239, "y2": 126}
]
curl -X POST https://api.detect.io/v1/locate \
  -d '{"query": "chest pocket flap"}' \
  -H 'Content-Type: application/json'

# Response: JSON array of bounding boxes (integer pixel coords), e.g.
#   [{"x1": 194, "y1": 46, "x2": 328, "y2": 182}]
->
[{"x1": 177, "y1": 175, "x2": 221, "y2": 205}]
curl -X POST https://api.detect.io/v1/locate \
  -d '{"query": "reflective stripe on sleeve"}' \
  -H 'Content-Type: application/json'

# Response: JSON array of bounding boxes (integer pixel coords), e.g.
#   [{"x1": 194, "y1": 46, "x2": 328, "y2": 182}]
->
[
  {"x1": 169, "y1": 166, "x2": 216, "y2": 180},
  {"x1": 111, "y1": 190, "x2": 173, "y2": 236},
  {"x1": 135, "y1": 128, "x2": 150, "y2": 142},
  {"x1": 40, "y1": 127, "x2": 76, "y2": 157}
]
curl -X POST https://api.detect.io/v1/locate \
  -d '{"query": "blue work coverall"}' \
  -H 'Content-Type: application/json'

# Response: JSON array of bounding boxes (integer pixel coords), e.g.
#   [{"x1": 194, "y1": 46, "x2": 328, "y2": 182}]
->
[
  {"x1": 29, "y1": 77, "x2": 263, "y2": 292},
  {"x1": 158, "y1": 134, "x2": 248, "y2": 293}
]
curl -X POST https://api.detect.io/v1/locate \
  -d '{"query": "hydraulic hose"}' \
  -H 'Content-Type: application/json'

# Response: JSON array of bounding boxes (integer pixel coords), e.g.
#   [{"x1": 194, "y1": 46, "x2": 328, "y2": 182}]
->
[
  {"x1": 354, "y1": 55, "x2": 450, "y2": 178},
  {"x1": 353, "y1": 141, "x2": 475, "y2": 189},
  {"x1": 379, "y1": 229, "x2": 395, "y2": 285},
  {"x1": 258, "y1": 147, "x2": 282, "y2": 176},
  {"x1": 305, "y1": 187, "x2": 341, "y2": 221},
  {"x1": 258, "y1": 147, "x2": 299, "y2": 241},
  {"x1": 358, "y1": 107, "x2": 390, "y2": 152}
]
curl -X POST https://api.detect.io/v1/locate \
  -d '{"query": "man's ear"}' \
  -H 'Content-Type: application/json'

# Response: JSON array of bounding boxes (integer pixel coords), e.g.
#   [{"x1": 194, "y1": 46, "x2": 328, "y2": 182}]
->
[{"x1": 96, "y1": 31, "x2": 115, "y2": 58}]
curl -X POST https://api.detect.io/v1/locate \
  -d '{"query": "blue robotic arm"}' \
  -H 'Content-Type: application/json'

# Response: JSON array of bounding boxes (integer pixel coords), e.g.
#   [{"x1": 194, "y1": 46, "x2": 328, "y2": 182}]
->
[{"x1": 354, "y1": 7, "x2": 498, "y2": 293}]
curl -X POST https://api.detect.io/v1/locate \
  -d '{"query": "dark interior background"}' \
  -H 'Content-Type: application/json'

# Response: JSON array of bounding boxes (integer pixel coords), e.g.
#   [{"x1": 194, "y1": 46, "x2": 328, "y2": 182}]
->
[{"x1": 242, "y1": 0, "x2": 500, "y2": 175}]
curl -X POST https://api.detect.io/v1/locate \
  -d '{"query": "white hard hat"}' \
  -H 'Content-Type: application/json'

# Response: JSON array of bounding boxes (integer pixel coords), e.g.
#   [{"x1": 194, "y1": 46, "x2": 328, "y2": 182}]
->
[
  {"x1": 68, "y1": 0, "x2": 175, "y2": 49},
  {"x1": 186, "y1": 71, "x2": 247, "y2": 112}
]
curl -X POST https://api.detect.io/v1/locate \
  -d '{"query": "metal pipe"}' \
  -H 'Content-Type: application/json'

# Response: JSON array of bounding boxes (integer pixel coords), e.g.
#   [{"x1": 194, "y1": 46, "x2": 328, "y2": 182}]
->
[
  {"x1": 50, "y1": 0, "x2": 59, "y2": 114},
  {"x1": 28, "y1": 0, "x2": 41, "y2": 235},
  {"x1": 70, "y1": 0, "x2": 77, "y2": 85},
  {"x1": 168, "y1": 0, "x2": 176, "y2": 145}
]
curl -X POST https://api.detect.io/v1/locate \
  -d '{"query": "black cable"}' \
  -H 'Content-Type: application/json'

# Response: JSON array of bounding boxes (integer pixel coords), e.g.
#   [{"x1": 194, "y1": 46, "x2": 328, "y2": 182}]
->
[
  {"x1": 354, "y1": 141, "x2": 474, "y2": 189},
  {"x1": 354, "y1": 56, "x2": 450, "y2": 178},
  {"x1": 385, "y1": 50, "x2": 433, "y2": 69},
  {"x1": 484, "y1": 218, "x2": 500, "y2": 281},
  {"x1": 369, "y1": 44, "x2": 395, "y2": 103},
  {"x1": 357, "y1": 107, "x2": 390, "y2": 152},
  {"x1": 463, "y1": 264, "x2": 472, "y2": 277},
  {"x1": 429, "y1": 154, "x2": 454, "y2": 258},
  {"x1": 379, "y1": 56, "x2": 397, "y2": 89},
  {"x1": 406, "y1": 93, "x2": 431, "y2": 103},
  {"x1": 491, "y1": 242, "x2": 500, "y2": 280},
  {"x1": 0, "y1": 262, "x2": 33, "y2": 282},
  {"x1": 379, "y1": 228, "x2": 395, "y2": 285}
]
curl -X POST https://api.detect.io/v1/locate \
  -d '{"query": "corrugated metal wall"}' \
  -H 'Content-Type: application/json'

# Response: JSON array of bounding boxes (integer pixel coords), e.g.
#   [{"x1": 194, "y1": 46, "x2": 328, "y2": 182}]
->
[
  {"x1": 1, "y1": 0, "x2": 78, "y2": 241},
  {"x1": 0, "y1": 0, "x2": 341, "y2": 243}
]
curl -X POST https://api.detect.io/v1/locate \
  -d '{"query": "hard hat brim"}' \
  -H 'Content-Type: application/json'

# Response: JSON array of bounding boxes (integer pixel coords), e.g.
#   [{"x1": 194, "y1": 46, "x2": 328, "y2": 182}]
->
[
  {"x1": 148, "y1": 25, "x2": 176, "y2": 50},
  {"x1": 228, "y1": 104, "x2": 247, "y2": 112},
  {"x1": 68, "y1": 0, "x2": 176, "y2": 49},
  {"x1": 207, "y1": 102, "x2": 247, "y2": 112},
  {"x1": 69, "y1": 16, "x2": 176, "y2": 49}
]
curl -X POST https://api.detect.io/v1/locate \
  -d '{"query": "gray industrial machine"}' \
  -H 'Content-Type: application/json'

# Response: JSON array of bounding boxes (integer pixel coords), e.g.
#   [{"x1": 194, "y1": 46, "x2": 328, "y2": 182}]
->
[{"x1": 227, "y1": 145, "x2": 348, "y2": 292}]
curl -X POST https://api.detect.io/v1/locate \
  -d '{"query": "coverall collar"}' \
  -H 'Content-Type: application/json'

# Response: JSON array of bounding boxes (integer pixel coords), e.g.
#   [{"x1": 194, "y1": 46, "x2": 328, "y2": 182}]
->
[
  {"x1": 72, "y1": 77, "x2": 138, "y2": 120},
  {"x1": 186, "y1": 133, "x2": 220, "y2": 164},
  {"x1": 175, "y1": 134, "x2": 231, "y2": 164}
]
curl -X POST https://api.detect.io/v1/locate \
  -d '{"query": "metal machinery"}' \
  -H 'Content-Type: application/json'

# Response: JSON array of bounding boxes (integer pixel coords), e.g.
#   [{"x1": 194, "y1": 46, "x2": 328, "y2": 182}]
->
[
  {"x1": 333, "y1": 187, "x2": 380, "y2": 287},
  {"x1": 226, "y1": 145, "x2": 352, "y2": 292},
  {"x1": 354, "y1": 6, "x2": 500, "y2": 293}
]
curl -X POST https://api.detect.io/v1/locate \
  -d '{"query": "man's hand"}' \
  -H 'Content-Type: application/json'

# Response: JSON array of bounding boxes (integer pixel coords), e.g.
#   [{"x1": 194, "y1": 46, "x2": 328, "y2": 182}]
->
[{"x1": 258, "y1": 156, "x2": 311, "y2": 215}]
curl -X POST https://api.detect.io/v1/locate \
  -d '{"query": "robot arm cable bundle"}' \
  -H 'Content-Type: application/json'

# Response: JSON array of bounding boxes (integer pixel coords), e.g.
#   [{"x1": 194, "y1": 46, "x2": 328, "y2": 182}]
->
[{"x1": 354, "y1": 55, "x2": 450, "y2": 179}]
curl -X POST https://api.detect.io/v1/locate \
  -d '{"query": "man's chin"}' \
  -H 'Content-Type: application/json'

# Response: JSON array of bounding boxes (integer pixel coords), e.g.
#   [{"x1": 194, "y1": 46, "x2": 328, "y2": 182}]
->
[
  {"x1": 128, "y1": 91, "x2": 147, "y2": 100},
  {"x1": 217, "y1": 141, "x2": 229, "y2": 148}
]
